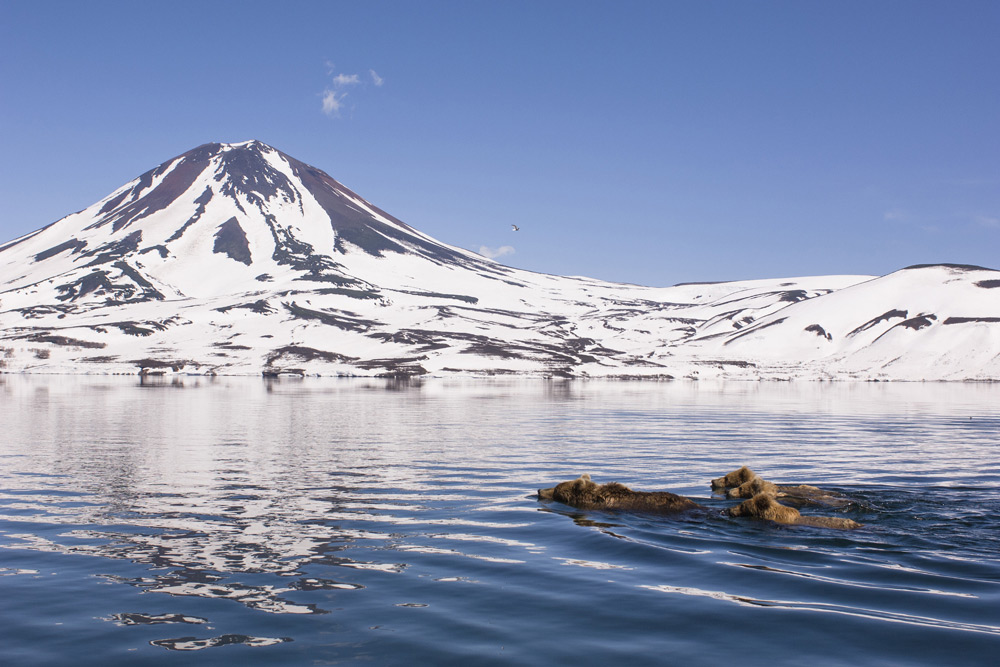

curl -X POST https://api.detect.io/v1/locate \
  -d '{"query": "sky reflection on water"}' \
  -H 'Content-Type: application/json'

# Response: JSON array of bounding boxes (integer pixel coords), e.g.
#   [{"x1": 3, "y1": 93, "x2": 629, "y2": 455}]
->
[{"x1": 1, "y1": 376, "x2": 999, "y2": 664}]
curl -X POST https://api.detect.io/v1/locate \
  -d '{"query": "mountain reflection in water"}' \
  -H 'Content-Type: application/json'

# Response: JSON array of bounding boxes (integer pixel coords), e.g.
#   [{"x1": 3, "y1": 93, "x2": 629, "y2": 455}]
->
[{"x1": 1, "y1": 376, "x2": 999, "y2": 665}]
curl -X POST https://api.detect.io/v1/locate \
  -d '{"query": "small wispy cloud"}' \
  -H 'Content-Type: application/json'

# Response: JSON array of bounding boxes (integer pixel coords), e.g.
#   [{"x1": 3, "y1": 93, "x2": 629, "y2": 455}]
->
[
  {"x1": 332, "y1": 73, "x2": 361, "y2": 86},
  {"x1": 883, "y1": 209, "x2": 907, "y2": 222},
  {"x1": 974, "y1": 215, "x2": 1000, "y2": 229},
  {"x1": 321, "y1": 64, "x2": 384, "y2": 117},
  {"x1": 479, "y1": 245, "x2": 515, "y2": 259},
  {"x1": 322, "y1": 90, "x2": 346, "y2": 116}
]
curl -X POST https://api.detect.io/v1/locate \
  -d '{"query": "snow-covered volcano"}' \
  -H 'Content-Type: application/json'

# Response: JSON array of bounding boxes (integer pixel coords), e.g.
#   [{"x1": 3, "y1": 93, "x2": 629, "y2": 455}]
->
[{"x1": 1, "y1": 140, "x2": 998, "y2": 380}]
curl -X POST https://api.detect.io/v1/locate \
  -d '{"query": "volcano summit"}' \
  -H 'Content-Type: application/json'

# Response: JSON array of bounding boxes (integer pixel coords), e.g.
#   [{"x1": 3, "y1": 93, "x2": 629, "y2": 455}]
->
[{"x1": 1, "y1": 141, "x2": 998, "y2": 380}]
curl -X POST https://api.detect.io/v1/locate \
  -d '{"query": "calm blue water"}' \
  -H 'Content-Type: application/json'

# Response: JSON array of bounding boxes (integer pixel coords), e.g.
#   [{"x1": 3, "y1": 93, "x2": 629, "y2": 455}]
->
[{"x1": 1, "y1": 376, "x2": 998, "y2": 665}]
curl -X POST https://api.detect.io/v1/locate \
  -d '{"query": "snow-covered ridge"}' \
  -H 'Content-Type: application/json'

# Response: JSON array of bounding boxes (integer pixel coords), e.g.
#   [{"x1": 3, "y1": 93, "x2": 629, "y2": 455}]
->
[{"x1": 1, "y1": 141, "x2": 998, "y2": 380}]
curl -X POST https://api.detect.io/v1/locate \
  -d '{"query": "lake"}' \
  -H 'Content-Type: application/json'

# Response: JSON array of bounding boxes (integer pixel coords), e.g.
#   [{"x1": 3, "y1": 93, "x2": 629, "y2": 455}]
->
[{"x1": 1, "y1": 376, "x2": 998, "y2": 665}]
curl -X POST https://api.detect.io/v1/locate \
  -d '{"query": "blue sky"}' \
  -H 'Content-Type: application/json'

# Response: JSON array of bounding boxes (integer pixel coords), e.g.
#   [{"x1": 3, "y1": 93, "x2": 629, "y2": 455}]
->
[{"x1": 1, "y1": 1, "x2": 997, "y2": 286}]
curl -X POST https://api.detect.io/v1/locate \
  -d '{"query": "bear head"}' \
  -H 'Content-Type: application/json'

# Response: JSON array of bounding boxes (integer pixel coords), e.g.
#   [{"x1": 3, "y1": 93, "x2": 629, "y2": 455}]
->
[
  {"x1": 711, "y1": 466, "x2": 756, "y2": 491},
  {"x1": 726, "y1": 476, "x2": 778, "y2": 499}
]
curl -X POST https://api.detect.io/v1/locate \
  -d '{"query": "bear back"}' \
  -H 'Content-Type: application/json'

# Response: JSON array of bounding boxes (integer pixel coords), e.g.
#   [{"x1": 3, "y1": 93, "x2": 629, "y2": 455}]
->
[{"x1": 540, "y1": 474, "x2": 699, "y2": 513}]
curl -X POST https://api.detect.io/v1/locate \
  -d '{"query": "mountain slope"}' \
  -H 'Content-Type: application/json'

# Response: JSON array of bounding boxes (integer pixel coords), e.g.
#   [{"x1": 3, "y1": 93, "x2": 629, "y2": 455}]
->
[
  {"x1": 715, "y1": 264, "x2": 1000, "y2": 380},
  {"x1": 1, "y1": 141, "x2": 997, "y2": 380}
]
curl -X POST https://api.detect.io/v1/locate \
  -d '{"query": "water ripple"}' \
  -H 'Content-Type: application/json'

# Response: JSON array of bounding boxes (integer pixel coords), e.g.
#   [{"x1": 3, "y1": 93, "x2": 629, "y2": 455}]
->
[
  {"x1": 1, "y1": 377, "x2": 999, "y2": 665},
  {"x1": 639, "y1": 584, "x2": 1000, "y2": 635},
  {"x1": 721, "y1": 561, "x2": 979, "y2": 598}
]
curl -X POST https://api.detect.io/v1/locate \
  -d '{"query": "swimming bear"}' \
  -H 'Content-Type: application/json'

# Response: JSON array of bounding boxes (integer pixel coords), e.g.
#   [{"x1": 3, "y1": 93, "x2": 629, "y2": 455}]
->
[
  {"x1": 538, "y1": 474, "x2": 700, "y2": 514},
  {"x1": 711, "y1": 466, "x2": 850, "y2": 507},
  {"x1": 726, "y1": 492, "x2": 861, "y2": 530}
]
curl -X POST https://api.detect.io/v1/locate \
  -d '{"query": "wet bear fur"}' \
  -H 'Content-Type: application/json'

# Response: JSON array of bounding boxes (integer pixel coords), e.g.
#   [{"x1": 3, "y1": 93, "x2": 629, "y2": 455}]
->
[
  {"x1": 710, "y1": 466, "x2": 756, "y2": 491},
  {"x1": 726, "y1": 493, "x2": 861, "y2": 530},
  {"x1": 538, "y1": 474, "x2": 700, "y2": 514},
  {"x1": 714, "y1": 467, "x2": 849, "y2": 507},
  {"x1": 726, "y1": 476, "x2": 779, "y2": 499}
]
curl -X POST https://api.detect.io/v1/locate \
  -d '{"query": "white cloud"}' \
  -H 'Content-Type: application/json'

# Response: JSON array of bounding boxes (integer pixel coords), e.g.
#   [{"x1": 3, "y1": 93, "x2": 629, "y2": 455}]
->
[
  {"x1": 332, "y1": 73, "x2": 361, "y2": 86},
  {"x1": 321, "y1": 64, "x2": 384, "y2": 117},
  {"x1": 479, "y1": 245, "x2": 515, "y2": 259},
  {"x1": 883, "y1": 209, "x2": 907, "y2": 222},
  {"x1": 321, "y1": 90, "x2": 346, "y2": 116},
  {"x1": 974, "y1": 215, "x2": 1000, "y2": 229}
]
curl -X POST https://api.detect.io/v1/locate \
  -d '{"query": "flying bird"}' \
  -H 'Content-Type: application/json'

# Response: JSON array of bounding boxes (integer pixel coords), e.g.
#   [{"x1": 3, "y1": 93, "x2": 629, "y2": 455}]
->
[{"x1": 511, "y1": 224, "x2": 520, "y2": 231}]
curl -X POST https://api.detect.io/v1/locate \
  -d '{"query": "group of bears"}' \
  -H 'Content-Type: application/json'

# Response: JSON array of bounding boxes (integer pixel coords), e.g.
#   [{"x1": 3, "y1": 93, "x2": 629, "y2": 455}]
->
[{"x1": 538, "y1": 465, "x2": 861, "y2": 530}]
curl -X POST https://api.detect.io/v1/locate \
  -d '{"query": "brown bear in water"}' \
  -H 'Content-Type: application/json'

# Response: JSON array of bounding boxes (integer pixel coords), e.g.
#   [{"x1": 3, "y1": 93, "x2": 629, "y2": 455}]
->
[
  {"x1": 724, "y1": 476, "x2": 780, "y2": 498},
  {"x1": 712, "y1": 467, "x2": 849, "y2": 507},
  {"x1": 710, "y1": 466, "x2": 756, "y2": 491},
  {"x1": 726, "y1": 493, "x2": 861, "y2": 530},
  {"x1": 538, "y1": 474, "x2": 700, "y2": 513}
]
